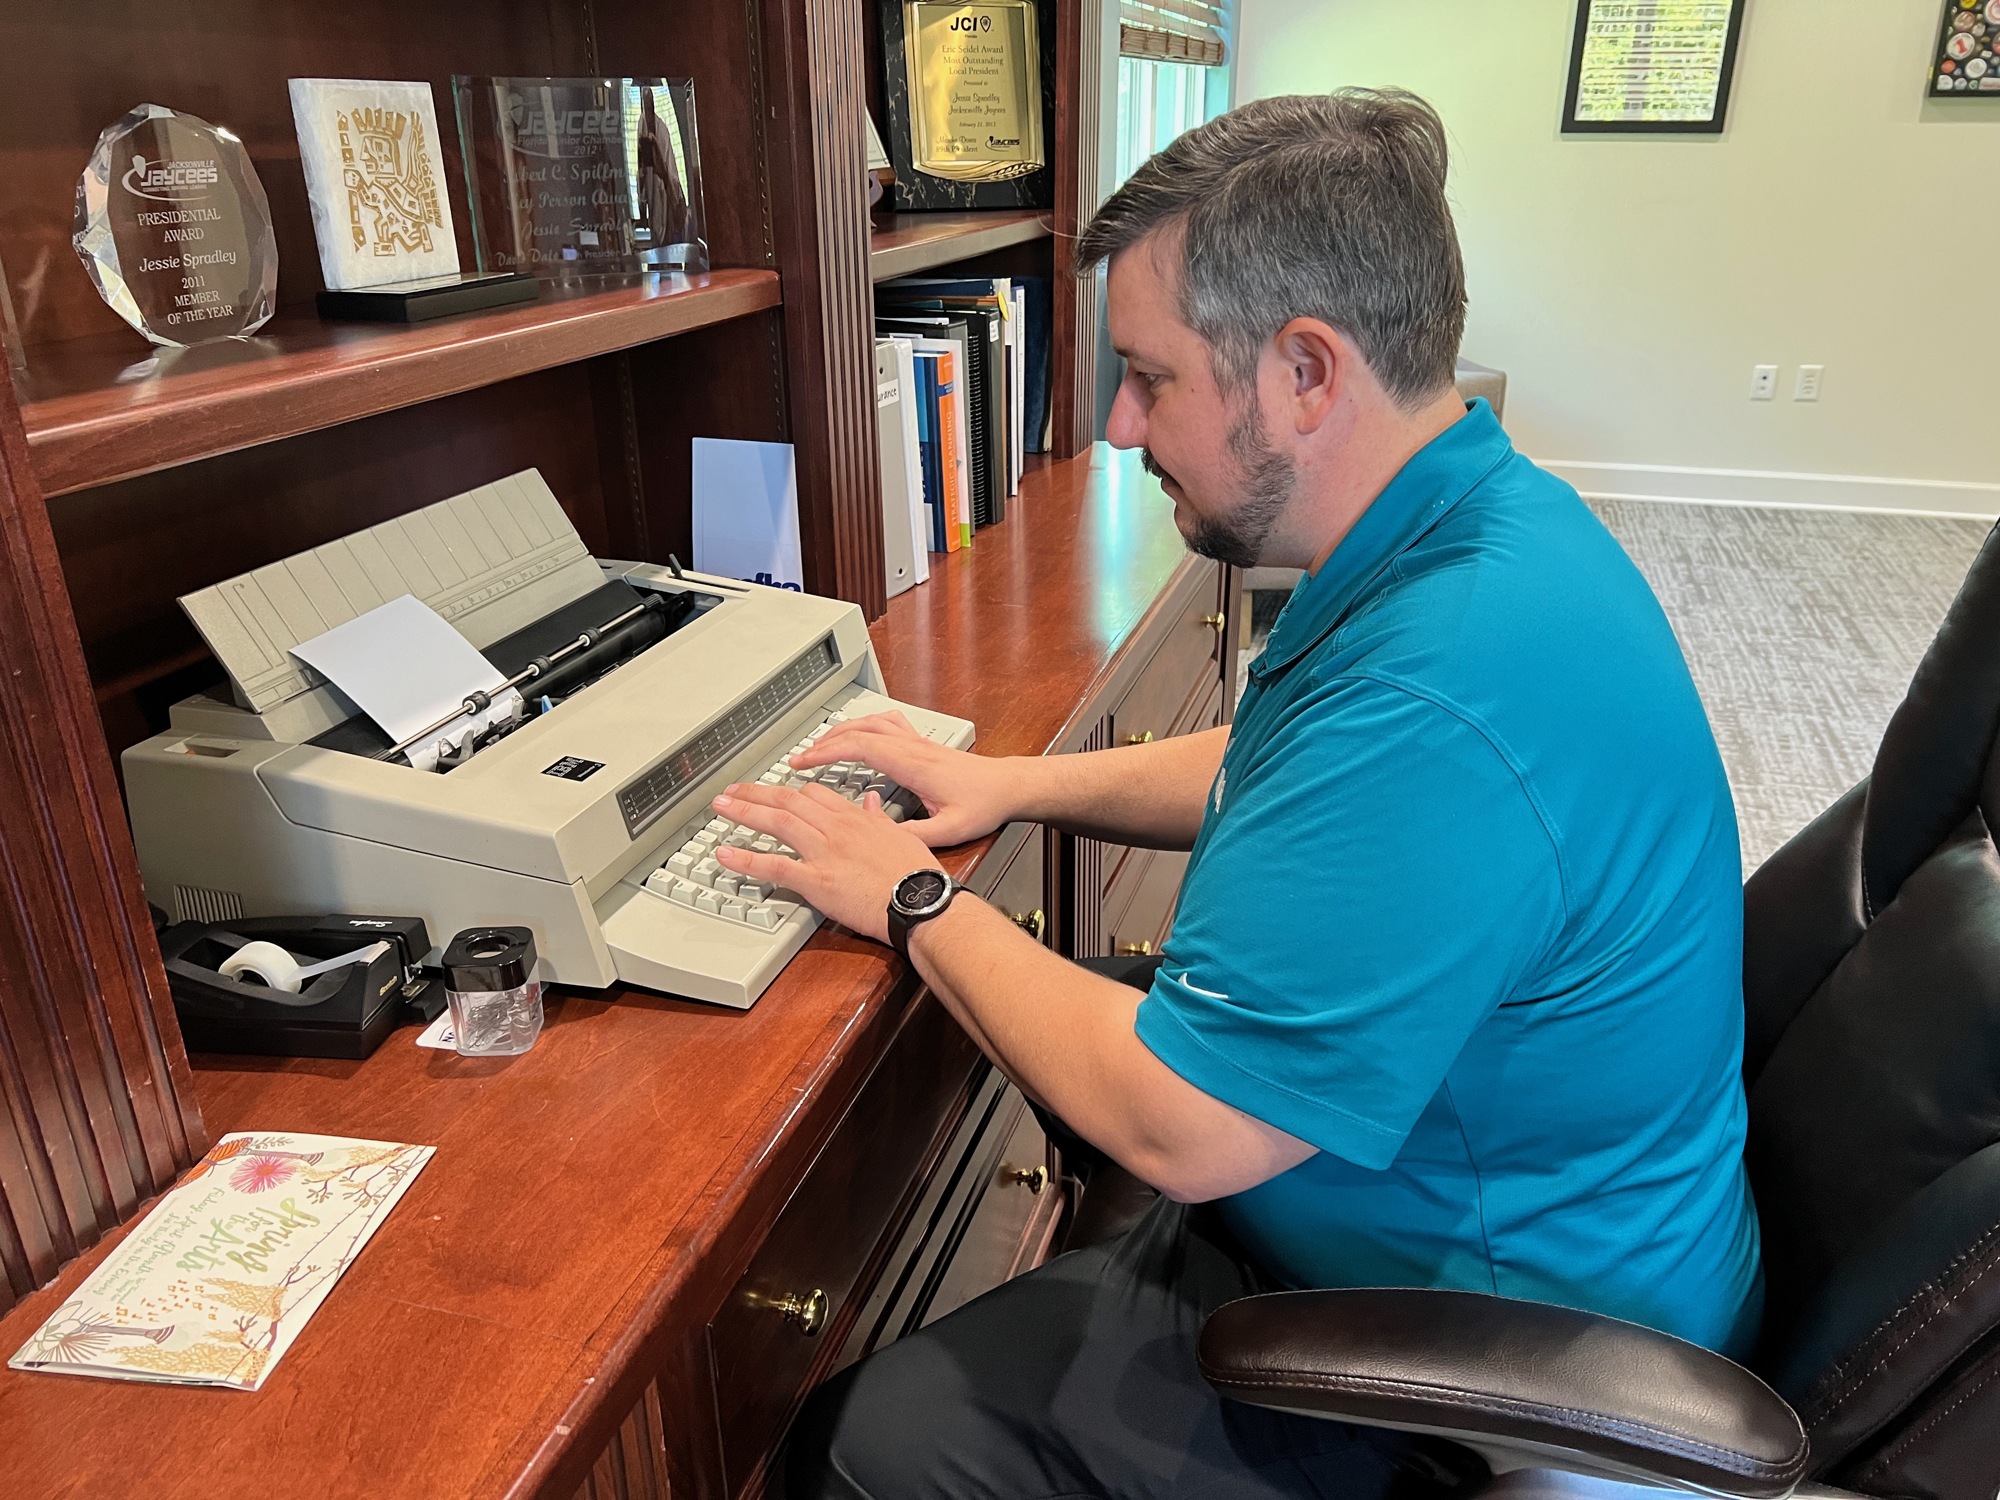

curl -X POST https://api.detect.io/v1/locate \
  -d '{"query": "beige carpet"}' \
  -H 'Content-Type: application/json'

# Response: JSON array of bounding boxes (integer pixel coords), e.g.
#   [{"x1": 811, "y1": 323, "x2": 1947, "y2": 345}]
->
[
  {"x1": 1239, "y1": 499, "x2": 1995, "y2": 875},
  {"x1": 1590, "y1": 499, "x2": 1989, "y2": 872}
]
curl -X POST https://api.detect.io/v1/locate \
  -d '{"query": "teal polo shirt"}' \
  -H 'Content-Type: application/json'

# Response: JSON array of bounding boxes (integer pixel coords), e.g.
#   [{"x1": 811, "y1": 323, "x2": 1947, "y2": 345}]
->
[{"x1": 1136, "y1": 400, "x2": 1762, "y2": 1356}]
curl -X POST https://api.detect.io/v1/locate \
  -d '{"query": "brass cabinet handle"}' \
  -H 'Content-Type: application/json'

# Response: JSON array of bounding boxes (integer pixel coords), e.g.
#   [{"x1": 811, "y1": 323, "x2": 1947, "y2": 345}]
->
[
  {"x1": 1116, "y1": 940, "x2": 1154, "y2": 957},
  {"x1": 1011, "y1": 908, "x2": 1047, "y2": 941},
  {"x1": 1200, "y1": 612, "x2": 1227, "y2": 632},
  {"x1": 1002, "y1": 1163, "x2": 1049, "y2": 1194},
  {"x1": 762, "y1": 1287, "x2": 829, "y2": 1336},
  {"x1": 1125, "y1": 730, "x2": 1155, "y2": 745}
]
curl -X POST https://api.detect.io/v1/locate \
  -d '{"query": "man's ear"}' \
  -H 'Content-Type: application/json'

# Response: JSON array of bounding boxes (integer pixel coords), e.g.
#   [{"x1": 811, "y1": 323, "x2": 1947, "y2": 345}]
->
[{"x1": 1270, "y1": 317, "x2": 1350, "y2": 435}]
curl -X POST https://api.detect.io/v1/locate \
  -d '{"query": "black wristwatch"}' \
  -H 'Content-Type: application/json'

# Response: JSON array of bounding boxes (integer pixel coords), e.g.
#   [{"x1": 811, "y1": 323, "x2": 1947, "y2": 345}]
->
[{"x1": 887, "y1": 868, "x2": 963, "y2": 957}]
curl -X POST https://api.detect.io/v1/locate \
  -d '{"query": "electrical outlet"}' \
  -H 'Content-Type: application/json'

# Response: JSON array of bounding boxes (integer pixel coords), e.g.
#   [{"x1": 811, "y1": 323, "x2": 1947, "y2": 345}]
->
[
  {"x1": 1794, "y1": 365, "x2": 1824, "y2": 402},
  {"x1": 1751, "y1": 365, "x2": 1779, "y2": 401}
]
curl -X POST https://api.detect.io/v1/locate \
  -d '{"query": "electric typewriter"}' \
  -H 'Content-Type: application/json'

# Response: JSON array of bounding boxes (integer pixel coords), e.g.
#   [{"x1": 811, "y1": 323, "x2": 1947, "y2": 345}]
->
[{"x1": 123, "y1": 469, "x2": 974, "y2": 1008}]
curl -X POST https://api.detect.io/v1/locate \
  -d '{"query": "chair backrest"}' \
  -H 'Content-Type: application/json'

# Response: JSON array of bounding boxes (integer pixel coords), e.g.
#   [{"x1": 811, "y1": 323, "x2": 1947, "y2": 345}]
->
[{"x1": 1740, "y1": 521, "x2": 2000, "y2": 1497}]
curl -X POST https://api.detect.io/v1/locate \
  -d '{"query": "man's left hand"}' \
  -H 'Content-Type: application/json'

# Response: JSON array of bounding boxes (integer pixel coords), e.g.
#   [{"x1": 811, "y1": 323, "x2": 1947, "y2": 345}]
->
[{"x1": 710, "y1": 783, "x2": 943, "y2": 945}]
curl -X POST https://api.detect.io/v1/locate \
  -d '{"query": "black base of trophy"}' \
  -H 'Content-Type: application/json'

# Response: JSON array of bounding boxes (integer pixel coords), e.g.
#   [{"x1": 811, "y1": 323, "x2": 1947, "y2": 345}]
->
[{"x1": 316, "y1": 271, "x2": 540, "y2": 324}]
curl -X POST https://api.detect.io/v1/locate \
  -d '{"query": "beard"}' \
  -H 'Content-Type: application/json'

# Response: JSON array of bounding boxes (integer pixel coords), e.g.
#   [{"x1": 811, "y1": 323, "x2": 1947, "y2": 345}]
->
[{"x1": 1143, "y1": 401, "x2": 1295, "y2": 569}]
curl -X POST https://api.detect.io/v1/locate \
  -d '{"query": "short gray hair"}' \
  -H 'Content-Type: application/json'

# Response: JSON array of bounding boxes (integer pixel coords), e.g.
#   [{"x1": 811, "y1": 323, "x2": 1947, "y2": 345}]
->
[{"x1": 1078, "y1": 89, "x2": 1467, "y2": 410}]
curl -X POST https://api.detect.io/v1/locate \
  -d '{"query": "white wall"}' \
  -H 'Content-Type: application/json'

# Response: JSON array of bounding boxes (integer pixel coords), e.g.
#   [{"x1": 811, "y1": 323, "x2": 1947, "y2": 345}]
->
[{"x1": 1234, "y1": 0, "x2": 2000, "y2": 517}]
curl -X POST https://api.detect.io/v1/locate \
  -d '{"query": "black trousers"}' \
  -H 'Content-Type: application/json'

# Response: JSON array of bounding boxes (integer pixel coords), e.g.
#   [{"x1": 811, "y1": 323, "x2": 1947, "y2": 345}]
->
[{"x1": 783, "y1": 1194, "x2": 1484, "y2": 1499}]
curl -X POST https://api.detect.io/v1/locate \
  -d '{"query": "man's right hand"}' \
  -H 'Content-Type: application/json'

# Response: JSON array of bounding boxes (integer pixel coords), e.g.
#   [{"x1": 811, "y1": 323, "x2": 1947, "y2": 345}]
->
[{"x1": 791, "y1": 712, "x2": 1027, "y2": 849}]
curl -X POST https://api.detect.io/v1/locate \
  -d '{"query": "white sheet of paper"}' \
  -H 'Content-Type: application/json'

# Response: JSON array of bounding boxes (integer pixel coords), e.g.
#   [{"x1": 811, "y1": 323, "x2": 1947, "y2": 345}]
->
[
  {"x1": 290, "y1": 594, "x2": 506, "y2": 745},
  {"x1": 692, "y1": 438, "x2": 805, "y2": 591}
]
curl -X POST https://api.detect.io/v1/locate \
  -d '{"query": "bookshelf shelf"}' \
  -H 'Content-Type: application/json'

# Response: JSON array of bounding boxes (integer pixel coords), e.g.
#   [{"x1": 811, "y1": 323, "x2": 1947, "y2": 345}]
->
[
  {"x1": 868, "y1": 210, "x2": 1053, "y2": 282},
  {"x1": 22, "y1": 269, "x2": 782, "y2": 497}
]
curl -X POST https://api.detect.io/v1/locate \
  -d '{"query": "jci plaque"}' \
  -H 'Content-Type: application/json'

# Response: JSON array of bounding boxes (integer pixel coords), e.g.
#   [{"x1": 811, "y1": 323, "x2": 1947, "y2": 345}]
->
[
  {"x1": 904, "y1": 2, "x2": 1045, "y2": 182},
  {"x1": 72, "y1": 103, "x2": 278, "y2": 346},
  {"x1": 877, "y1": 0, "x2": 1053, "y2": 211},
  {"x1": 454, "y1": 77, "x2": 709, "y2": 282}
]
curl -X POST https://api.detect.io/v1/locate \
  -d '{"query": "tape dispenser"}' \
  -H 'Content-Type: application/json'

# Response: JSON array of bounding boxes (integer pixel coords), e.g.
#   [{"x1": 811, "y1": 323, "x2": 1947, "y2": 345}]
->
[{"x1": 157, "y1": 915, "x2": 445, "y2": 1060}]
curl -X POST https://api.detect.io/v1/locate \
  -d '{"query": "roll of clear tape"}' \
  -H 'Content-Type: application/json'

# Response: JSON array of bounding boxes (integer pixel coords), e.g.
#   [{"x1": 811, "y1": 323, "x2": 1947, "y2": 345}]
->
[{"x1": 218, "y1": 940, "x2": 391, "y2": 1007}]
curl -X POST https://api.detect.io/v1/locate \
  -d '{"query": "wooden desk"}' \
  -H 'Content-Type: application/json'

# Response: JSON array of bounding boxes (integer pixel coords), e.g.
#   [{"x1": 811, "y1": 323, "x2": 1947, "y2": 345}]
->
[{"x1": 0, "y1": 448, "x2": 1237, "y2": 1500}]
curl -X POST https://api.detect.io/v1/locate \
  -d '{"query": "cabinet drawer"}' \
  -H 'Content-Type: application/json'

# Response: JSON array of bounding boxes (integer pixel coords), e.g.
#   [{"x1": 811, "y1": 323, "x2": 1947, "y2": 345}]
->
[
  {"x1": 985, "y1": 823, "x2": 1048, "y2": 945},
  {"x1": 709, "y1": 995, "x2": 981, "y2": 1495},
  {"x1": 920, "y1": 1094, "x2": 1063, "y2": 1327},
  {"x1": 1104, "y1": 846, "x2": 1191, "y2": 959},
  {"x1": 1109, "y1": 566, "x2": 1225, "y2": 750}
]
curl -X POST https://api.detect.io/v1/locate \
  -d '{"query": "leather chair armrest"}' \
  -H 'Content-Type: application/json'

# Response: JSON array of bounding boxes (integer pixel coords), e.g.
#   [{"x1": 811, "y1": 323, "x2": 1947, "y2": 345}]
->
[{"x1": 1198, "y1": 1288, "x2": 1809, "y2": 1498}]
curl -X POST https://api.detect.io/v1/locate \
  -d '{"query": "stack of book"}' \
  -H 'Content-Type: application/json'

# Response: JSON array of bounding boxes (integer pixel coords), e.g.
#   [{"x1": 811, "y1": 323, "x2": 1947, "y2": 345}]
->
[{"x1": 872, "y1": 275, "x2": 1051, "y2": 597}]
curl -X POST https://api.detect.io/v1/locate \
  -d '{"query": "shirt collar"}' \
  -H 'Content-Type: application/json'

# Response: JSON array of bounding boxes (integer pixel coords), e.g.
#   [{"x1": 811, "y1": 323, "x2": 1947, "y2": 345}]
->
[{"x1": 1252, "y1": 399, "x2": 1513, "y2": 681}]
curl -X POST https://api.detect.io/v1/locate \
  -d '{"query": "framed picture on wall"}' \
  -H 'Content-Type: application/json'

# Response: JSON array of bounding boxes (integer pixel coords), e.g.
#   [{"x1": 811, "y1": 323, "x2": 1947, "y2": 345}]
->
[
  {"x1": 1561, "y1": 0, "x2": 1750, "y2": 134},
  {"x1": 1929, "y1": 0, "x2": 2000, "y2": 96}
]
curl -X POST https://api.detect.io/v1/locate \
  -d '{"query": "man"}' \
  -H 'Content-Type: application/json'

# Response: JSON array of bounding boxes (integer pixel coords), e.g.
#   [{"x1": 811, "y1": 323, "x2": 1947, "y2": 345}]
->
[{"x1": 710, "y1": 89, "x2": 1761, "y2": 1499}]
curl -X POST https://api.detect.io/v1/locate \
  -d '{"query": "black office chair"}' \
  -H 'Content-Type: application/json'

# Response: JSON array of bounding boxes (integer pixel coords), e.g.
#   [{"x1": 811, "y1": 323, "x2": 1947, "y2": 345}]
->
[{"x1": 1197, "y1": 522, "x2": 2000, "y2": 1500}]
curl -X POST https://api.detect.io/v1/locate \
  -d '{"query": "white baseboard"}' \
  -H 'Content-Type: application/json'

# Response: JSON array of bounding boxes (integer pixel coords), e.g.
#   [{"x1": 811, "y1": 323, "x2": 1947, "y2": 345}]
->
[{"x1": 1539, "y1": 459, "x2": 2000, "y2": 522}]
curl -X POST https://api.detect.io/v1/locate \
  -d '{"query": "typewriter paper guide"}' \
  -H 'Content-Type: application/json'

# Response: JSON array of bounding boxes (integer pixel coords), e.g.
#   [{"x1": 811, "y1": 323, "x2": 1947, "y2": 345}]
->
[
  {"x1": 8, "y1": 1132, "x2": 433, "y2": 1391},
  {"x1": 179, "y1": 470, "x2": 603, "y2": 725}
]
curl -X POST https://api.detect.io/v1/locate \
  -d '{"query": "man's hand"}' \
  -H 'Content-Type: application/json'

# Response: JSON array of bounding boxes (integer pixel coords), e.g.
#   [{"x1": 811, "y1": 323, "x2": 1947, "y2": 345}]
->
[
  {"x1": 712, "y1": 782, "x2": 940, "y2": 944},
  {"x1": 790, "y1": 712, "x2": 1027, "y2": 848}
]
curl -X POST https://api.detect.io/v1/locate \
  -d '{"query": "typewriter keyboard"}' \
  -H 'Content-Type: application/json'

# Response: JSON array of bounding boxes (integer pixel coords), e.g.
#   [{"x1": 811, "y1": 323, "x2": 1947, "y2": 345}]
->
[{"x1": 640, "y1": 713, "x2": 910, "y2": 930}]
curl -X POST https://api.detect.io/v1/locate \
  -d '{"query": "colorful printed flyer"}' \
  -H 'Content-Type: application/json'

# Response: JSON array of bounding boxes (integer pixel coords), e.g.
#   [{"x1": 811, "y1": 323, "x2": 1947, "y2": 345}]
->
[{"x1": 9, "y1": 1132, "x2": 433, "y2": 1390}]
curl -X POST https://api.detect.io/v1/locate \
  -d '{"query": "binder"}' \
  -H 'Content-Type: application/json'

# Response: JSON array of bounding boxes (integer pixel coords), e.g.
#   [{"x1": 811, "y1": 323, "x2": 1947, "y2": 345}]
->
[
  {"x1": 873, "y1": 340, "x2": 920, "y2": 598},
  {"x1": 909, "y1": 347, "x2": 970, "y2": 551},
  {"x1": 881, "y1": 275, "x2": 1033, "y2": 492},
  {"x1": 877, "y1": 308, "x2": 1000, "y2": 528},
  {"x1": 910, "y1": 349, "x2": 944, "y2": 551},
  {"x1": 885, "y1": 337, "x2": 929, "y2": 583}
]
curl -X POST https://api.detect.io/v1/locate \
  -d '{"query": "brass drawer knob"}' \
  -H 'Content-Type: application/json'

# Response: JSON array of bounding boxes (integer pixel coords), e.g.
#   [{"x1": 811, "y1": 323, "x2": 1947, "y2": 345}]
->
[
  {"x1": 1003, "y1": 1163, "x2": 1049, "y2": 1194},
  {"x1": 1125, "y1": 730, "x2": 1155, "y2": 745},
  {"x1": 1011, "y1": 908, "x2": 1047, "y2": 941},
  {"x1": 768, "y1": 1287, "x2": 829, "y2": 1336},
  {"x1": 1200, "y1": 612, "x2": 1227, "y2": 632},
  {"x1": 1116, "y1": 940, "x2": 1154, "y2": 957}
]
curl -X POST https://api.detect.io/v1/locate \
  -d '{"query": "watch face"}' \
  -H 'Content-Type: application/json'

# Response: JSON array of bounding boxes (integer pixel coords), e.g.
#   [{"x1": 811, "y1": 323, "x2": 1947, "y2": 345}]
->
[{"x1": 895, "y1": 870, "x2": 950, "y2": 914}]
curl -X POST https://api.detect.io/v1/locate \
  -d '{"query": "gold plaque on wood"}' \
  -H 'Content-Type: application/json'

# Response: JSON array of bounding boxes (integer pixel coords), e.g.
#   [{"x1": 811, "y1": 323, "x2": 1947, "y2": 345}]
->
[{"x1": 904, "y1": 2, "x2": 1045, "y2": 183}]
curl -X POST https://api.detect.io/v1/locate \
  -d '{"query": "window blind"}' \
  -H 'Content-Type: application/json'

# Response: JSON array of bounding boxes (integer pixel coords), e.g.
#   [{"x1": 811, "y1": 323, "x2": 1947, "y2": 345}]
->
[{"x1": 1119, "y1": 0, "x2": 1227, "y2": 66}]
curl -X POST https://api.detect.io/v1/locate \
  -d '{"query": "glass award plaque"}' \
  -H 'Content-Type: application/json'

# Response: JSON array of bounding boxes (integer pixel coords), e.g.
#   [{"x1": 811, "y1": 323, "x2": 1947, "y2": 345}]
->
[
  {"x1": 72, "y1": 103, "x2": 278, "y2": 346},
  {"x1": 452, "y1": 77, "x2": 709, "y2": 283},
  {"x1": 877, "y1": 0, "x2": 1056, "y2": 211}
]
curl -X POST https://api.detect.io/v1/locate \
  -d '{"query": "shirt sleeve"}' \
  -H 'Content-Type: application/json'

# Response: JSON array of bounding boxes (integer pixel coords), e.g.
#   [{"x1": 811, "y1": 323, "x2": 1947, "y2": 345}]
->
[{"x1": 1135, "y1": 672, "x2": 1567, "y2": 1171}]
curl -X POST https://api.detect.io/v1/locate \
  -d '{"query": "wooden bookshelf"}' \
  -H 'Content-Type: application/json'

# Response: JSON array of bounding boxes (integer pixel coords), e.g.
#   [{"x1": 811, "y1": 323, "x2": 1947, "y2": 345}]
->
[
  {"x1": 868, "y1": 210, "x2": 1053, "y2": 282},
  {"x1": 21, "y1": 271, "x2": 781, "y2": 497}
]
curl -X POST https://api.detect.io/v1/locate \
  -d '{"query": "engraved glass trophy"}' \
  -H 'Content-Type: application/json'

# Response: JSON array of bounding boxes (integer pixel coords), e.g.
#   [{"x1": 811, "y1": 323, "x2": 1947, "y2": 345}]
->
[
  {"x1": 72, "y1": 103, "x2": 278, "y2": 346},
  {"x1": 452, "y1": 77, "x2": 709, "y2": 283}
]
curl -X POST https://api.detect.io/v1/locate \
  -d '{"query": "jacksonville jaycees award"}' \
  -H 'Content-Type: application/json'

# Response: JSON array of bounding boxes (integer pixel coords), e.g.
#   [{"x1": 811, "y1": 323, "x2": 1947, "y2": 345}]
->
[{"x1": 73, "y1": 103, "x2": 278, "y2": 347}]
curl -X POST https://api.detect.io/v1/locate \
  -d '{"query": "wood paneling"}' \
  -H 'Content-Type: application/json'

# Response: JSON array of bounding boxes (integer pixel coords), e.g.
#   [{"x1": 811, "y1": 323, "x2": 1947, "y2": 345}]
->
[
  {"x1": 0, "y1": 354, "x2": 204, "y2": 1318},
  {"x1": 1053, "y1": 0, "x2": 1107, "y2": 457},
  {"x1": 764, "y1": 0, "x2": 887, "y2": 614}
]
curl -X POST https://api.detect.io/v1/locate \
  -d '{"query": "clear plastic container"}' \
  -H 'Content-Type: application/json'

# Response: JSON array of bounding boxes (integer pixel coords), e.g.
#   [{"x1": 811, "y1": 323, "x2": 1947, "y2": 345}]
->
[
  {"x1": 441, "y1": 926, "x2": 543, "y2": 1057},
  {"x1": 446, "y1": 978, "x2": 543, "y2": 1056}
]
